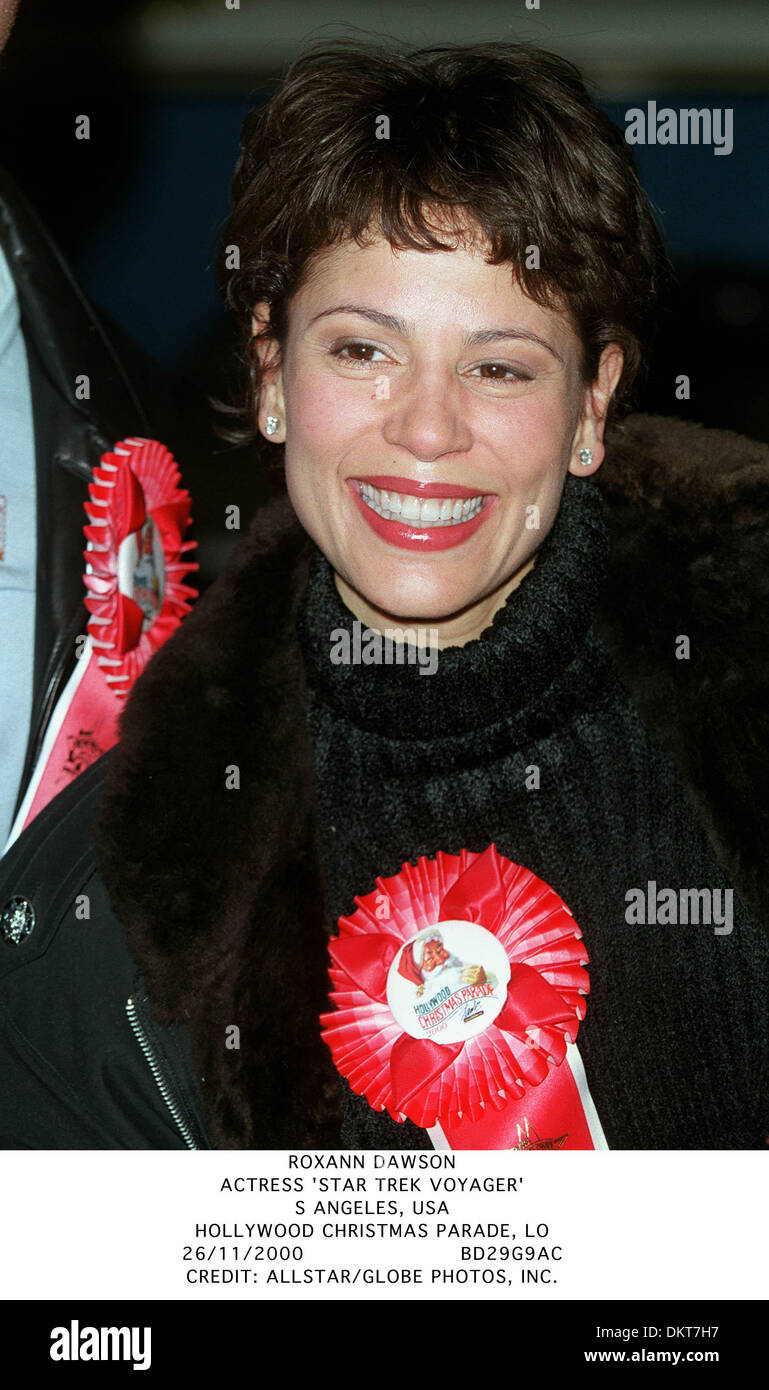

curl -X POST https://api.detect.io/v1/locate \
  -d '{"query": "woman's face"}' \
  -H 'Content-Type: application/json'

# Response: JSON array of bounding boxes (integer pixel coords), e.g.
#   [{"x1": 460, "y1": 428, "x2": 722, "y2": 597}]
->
[{"x1": 256, "y1": 231, "x2": 621, "y2": 644}]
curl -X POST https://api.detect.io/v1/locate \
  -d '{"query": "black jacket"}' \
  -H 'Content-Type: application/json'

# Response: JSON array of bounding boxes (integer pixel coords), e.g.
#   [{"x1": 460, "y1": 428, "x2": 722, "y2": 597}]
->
[
  {"x1": 1, "y1": 411, "x2": 768, "y2": 1149},
  {"x1": 0, "y1": 168, "x2": 184, "y2": 826}
]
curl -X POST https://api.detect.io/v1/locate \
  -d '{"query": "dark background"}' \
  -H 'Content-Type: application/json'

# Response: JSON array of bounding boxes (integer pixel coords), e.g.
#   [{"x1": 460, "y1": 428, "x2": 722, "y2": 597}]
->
[{"x1": 1, "y1": 0, "x2": 767, "y2": 583}]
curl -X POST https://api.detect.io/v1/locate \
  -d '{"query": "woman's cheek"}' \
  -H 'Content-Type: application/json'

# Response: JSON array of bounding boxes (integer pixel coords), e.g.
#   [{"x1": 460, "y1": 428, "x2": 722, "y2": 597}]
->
[
  {"x1": 287, "y1": 359, "x2": 379, "y2": 445},
  {"x1": 476, "y1": 390, "x2": 576, "y2": 477}
]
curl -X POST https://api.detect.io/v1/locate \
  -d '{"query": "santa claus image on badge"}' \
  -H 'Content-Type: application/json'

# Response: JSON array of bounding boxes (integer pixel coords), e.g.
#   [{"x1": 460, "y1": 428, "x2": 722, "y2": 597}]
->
[
  {"x1": 386, "y1": 921, "x2": 509, "y2": 1045},
  {"x1": 400, "y1": 929, "x2": 488, "y2": 999},
  {"x1": 130, "y1": 517, "x2": 163, "y2": 623}
]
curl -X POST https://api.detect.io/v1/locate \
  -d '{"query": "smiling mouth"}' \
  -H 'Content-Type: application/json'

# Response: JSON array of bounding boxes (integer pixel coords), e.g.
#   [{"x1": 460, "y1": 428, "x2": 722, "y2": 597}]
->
[{"x1": 356, "y1": 481, "x2": 487, "y2": 527}]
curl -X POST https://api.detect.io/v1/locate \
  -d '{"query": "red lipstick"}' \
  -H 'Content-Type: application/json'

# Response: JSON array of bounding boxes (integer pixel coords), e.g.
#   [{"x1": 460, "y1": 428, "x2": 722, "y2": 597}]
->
[{"x1": 347, "y1": 478, "x2": 495, "y2": 552}]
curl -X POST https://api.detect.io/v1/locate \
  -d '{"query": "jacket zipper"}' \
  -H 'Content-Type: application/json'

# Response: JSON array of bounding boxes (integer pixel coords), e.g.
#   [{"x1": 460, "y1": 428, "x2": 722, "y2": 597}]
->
[{"x1": 126, "y1": 994, "x2": 200, "y2": 1150}]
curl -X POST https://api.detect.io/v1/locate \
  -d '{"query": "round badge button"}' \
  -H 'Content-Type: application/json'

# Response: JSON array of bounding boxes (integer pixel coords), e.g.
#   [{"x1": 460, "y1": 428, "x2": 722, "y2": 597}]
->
[
  {"x1": 386, "y1": 919, "x2": 511, "y2": 1045},
  {"x1": 117, "y1": 516, "x2": 166, "y2": 630}
]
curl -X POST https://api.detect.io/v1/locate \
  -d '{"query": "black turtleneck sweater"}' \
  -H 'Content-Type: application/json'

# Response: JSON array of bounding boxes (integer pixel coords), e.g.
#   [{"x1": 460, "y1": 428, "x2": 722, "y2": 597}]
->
[{"x1": 296, "y1": 474, "x2": 769, "y2": 1149}]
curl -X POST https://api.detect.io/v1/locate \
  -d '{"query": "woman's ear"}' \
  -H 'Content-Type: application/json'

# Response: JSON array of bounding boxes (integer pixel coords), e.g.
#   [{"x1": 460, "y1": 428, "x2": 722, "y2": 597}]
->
[
  {"x1": 568, "y1": 343, "x2": 624, "y2": 476},
  {"x1": 252, "y1": 301, "x2": 286, "y2": 443}
]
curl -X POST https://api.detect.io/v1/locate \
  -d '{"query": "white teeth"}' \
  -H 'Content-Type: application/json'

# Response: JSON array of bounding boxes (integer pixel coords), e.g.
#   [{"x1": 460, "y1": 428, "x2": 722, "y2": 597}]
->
[{"x1": 358, "y1": 482, "x2": 486, "y2": 527}]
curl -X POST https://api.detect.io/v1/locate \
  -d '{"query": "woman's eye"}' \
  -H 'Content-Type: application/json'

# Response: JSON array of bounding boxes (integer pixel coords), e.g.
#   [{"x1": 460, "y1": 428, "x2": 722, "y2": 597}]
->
[
  {"x1": 328, "y1": 344, "x2": 532, "y2": 383},
  {"x1": 469, "y1": 362, "x2": 532, "y2": 385},
  {"x1": 330, "y1": 341, "x2": 388, "y2": 365}
]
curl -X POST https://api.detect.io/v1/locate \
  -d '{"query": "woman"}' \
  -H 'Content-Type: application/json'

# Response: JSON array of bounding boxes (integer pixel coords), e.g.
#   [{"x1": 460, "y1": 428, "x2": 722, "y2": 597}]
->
[{"x1": 1, "y1": 40, "x2": 767, "y2": 1150}]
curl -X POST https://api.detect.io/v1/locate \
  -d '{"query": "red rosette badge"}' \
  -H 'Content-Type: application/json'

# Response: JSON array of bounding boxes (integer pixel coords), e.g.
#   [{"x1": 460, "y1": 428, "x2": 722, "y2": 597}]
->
[
  {"x1": 321, "y1": 844, "x2": 595, "y2": 1145},
  {"x1": 83, "y1": 436, "x2": 198, "y2": 696},
  {"x1": 6, "y1": 438, "x2": 198, "y2": 844}
]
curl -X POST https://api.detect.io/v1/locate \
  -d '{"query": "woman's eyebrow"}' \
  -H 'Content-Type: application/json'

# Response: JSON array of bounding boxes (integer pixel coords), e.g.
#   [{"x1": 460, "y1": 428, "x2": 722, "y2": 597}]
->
[
  {"x1": 466, "y1": 327, "x2": 563, "y2": 363},
  {"x1": 309, "y1": 303, "x2": 403, "y2": 333},
  {"x1": 308, "y1": 303, "x2": 562, "y2": 362}
]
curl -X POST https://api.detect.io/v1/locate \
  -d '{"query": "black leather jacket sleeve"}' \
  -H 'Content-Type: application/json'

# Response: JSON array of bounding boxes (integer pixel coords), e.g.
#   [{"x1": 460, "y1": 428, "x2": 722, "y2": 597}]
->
[{"x1": 0, "y1": 755, "x2": 210, "y2": 1149}]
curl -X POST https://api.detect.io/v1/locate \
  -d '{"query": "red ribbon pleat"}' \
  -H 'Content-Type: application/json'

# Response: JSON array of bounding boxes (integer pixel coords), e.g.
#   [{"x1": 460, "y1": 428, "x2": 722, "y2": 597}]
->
[
  {"x1": 20, "y1": 654, "x2": 122, "y2": 829},
  {"x1": 495, "y1": 963, "x2": 577, "y2": 1035},
  {"x1": 328, "y1": 934, "x2": 401, "y2": 1003},
  {"x1": 390, "y1": 1034, "x2": 464, "y2": 1111},
  {"x1": 437, "y1": 1053, "x2": 596, "y2": 1150},
  {"x1": 438, "y1": 843, "x2": 507, "y2": 930}
]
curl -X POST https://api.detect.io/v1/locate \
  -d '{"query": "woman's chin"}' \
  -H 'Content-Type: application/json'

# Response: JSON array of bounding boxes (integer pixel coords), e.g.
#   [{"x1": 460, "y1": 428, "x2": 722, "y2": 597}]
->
[{"x1": 339, "y1": 571, "x2": 492, "y2": 630}]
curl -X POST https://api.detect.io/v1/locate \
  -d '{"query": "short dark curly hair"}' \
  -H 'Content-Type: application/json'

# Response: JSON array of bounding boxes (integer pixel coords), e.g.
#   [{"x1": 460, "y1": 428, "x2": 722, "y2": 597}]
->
[{"x1": 217, "y1": 38, "x2": 671, "y2": 449}]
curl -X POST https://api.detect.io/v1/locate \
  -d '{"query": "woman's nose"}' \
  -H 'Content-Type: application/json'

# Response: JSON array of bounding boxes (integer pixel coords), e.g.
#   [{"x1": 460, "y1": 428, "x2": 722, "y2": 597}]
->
[{"x1": 381, "y1": 365, "x2": 473, "y2": 463}]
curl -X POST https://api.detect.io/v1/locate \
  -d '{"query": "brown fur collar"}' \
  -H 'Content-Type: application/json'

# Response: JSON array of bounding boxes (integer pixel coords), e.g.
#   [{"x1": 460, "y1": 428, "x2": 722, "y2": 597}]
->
[{"x1": 94, "y1": 412, "x2": 769, "y2": 1147}]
